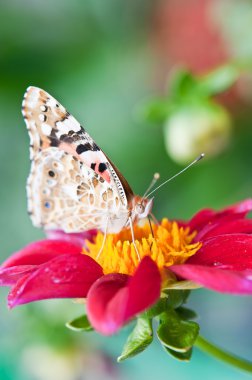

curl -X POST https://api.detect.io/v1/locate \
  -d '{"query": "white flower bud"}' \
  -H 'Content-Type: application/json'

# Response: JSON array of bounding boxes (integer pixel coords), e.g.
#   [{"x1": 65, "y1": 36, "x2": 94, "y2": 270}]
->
[{"x1": 164, "y1": 102, "x2": 232, "y2": 164}]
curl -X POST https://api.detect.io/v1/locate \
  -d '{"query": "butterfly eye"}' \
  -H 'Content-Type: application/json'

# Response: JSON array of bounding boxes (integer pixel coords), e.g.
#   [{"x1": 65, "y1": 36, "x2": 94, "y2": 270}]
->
[{"x1": 135, "y1": 203, "x2": 145, "y2": 214}]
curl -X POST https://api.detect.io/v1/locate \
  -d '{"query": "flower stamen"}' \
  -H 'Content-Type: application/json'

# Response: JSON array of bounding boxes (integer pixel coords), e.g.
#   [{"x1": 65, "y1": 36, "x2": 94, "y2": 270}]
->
[{"x1": 83, "y1": 218, "x2": 202, "y2": 276}]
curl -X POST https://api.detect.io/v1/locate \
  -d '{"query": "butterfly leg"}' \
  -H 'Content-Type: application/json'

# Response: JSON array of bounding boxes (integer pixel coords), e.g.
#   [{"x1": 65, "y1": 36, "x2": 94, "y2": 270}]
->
[
  {"x1": 148, "y1": 215, "x2": 154, "y2": 250},
  {"x1": 148, "y1": 215, "x2": 154, "y2": 238},
  {"x1": 150, "y1": 212, "x2": 160, "y2": 225},
  {"x1": 96, "y1": 217, "x2": 109, "y2": 261},
  {"x1": 129, "y1": 216, "x2": 141, "y2": 261}
]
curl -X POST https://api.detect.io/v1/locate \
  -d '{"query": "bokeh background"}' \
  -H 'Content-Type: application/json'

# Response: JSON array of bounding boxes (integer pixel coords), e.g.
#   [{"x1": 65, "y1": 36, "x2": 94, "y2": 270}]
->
[{"x1": 1, "y1": 0, "x2": 252, "y2": 379}]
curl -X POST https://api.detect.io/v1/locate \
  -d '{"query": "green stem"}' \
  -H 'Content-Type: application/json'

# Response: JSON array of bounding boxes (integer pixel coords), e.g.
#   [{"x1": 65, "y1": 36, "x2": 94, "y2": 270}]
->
[{"x1": 195, "y1": 335, "x2": 252, "y2": 374}]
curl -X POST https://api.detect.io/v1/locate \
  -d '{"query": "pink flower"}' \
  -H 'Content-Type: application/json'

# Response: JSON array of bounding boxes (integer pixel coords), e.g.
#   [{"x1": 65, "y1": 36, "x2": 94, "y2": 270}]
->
[
  {"x1": 171, "y1": 199, "x2": 252, "y2": 293},
  {"x1": 1, "y1": 199, "x2": 252, "y2": 335},
  {"x1": 0, "y1": 237, "x2": 160, "y2": 335}
]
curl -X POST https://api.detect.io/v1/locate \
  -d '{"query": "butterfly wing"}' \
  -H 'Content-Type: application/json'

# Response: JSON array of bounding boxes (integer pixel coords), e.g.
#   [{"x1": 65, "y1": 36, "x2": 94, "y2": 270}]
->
[
  {"x1": 22, "y1": 86, "x2": 133, "y2": 206},
  {"x1": 22, "y1": 86, "x2": 133, "y2": 233},
  {"x1": 27, "y1": 148, "x2": 129, "y2": 232}
]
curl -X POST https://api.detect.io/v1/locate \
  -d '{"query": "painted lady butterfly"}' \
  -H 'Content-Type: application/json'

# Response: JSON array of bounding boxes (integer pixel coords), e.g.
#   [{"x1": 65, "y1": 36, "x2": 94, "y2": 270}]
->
[{"x1": 22, "y1": 87, "x2": 153, "y2": 247}]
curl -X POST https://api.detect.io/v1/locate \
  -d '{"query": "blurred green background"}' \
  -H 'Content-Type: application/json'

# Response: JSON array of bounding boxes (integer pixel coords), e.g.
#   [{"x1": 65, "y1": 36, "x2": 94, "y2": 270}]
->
[{"x1": 1, "y1": 0, "x2": 252, "y2": 379}]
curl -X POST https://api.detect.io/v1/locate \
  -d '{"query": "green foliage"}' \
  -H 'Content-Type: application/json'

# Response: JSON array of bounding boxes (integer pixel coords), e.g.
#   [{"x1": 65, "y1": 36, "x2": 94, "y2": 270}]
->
[
  {"x1": 141, "y1": 98, "x2": 172, "y2": 123},
  {"x1": 163, "y1": 346, "x2": 193, "y2": 362},
  {"x1": 164, "y1": 290, "x2": 191, "y2": 309},
  {"x1": 198, "y1": 65, "x2": 240, "y2": 96},
  {"x1": 143, "y1": 298, "x2": 168, "y2": 318},
  {"x1": 176, "y1": 307, "x2": 198, "y2": 321},
  {"x1": 142, "y1": 64, "x2": 239, "y2": 124},
  {"x1": 118, "y1": 317, "x2": 153, "y2": 362},
  {"x1": 157, "y1": 308, "x2": 200, "y2": 353},
  {"x1": 118, "y1": 290, "x2": 198, "y2": 362},
  {"x1": 144, "y1": 291, "x2": 191, "y2": 318},
  {"x1": 66, "y1": 314, "x2": 93, "y2": 332}
]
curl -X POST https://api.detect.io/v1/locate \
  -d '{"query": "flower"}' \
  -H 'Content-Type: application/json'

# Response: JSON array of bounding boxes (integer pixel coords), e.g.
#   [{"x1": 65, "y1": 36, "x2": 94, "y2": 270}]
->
[
  {"x1": 84, "y1": 219, "x2": 201, "y2": 276},
  {"x1": 171, "y1": 199, "x2": 252, "y2": 293},
  {"x1": 0, "y1": 237, "x2": 161, "y2": 336},
  {"x1": 1, "y1": 199, "x2": 252, "y2": 335}
]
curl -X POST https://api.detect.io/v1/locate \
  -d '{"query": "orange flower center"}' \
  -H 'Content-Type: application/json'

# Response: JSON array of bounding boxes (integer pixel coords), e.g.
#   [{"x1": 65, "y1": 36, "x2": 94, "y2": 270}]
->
[{"x1": 83, "y1": 219, "x2": 201, "y2": 276}]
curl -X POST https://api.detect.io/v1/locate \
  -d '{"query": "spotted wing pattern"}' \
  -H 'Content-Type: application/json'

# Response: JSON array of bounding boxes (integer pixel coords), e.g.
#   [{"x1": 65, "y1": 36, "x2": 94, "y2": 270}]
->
[
  {"x1": 22, "y1": 86, "x2": 133, "y2": 233},
  {"x1": 22, "y1": 86, "x2": 133, "y2": 206},
  {"x1": 27, "y1": 148, "x2": 129, "y2": 232}
]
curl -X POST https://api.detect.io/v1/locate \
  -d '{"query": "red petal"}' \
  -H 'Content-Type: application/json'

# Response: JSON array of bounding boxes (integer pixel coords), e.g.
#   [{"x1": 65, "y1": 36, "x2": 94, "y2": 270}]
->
[
  {"x1": 8, "y1": 254, "x2": 103, "y2": 308},
  {"x1": 171, "y1": 264, "x2": 252, "y2": 294},
  {"x1": 87, "y1": 274, "x2": 129, "y2": 334},
  {"x1": 189, "y1": 209, "x2": 216, "y2": 231},
  {"x1": 124, "y1": 257, "x2": 161, "y2": 320},
  {"x1": 188, "y1": 234, "x2": 252, "y2": 270},
  {"x1": 196, "y1": 218, "x2": 252, "y2": 241},
  {"x1": 87, "y1": 257, "x2": 161, "y2": 335},
  {"x1": 2, "y1": 240, "x2": 81, "y2": 268},
  {"x1": 189, "y1": 199, "x2": 252, "y2": 233},
  {"x1": 0, "y1": 265, "x2": 36, "y2": 286}
]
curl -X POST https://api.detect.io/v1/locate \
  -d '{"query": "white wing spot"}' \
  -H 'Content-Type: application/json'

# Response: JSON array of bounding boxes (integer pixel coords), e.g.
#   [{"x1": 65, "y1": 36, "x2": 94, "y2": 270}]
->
[
  {"x1": 47, "y1": 98, "x2": 57, "y2": 108},
  {"x1": 41, "y1": 123, "x2": 52, "y2": 136},
  {"x1": 56, "y1": 116, "x2": 81, "y2": 134},
  {"x1": 39, "y1": 114, "x2": 46, "y2": 122}
]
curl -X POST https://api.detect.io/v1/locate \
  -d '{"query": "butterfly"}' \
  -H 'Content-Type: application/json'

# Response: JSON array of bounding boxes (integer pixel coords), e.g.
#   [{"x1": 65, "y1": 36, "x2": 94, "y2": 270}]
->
[{"x1": 22, "y1": 86, "x2": 154, "y2": 252}]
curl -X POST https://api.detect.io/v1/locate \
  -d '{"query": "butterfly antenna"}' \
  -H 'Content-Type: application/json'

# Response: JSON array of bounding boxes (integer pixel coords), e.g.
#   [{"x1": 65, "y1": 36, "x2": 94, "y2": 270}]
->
[
  {"x1": 145, "y1": 153, "x2": 205, "y2": 198},
  {"x1": 143, "y1": 172, "x2": 160, "y2": 198}
]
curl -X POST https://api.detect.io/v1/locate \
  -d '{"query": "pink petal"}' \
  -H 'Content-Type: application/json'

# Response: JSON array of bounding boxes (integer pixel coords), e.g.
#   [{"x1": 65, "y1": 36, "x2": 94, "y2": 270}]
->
[
  {"x1": 226, "y1": 199, "x2": 252, "y2": 214},
  {"x1": 196, "y1": 218, "x2": 252, "y2": 241},
  {"x1": 171, "y1": 264, "x2": 252, "y2": 294},
  {"x1": 87, "y1": 256, "x2": 161, "y2": 335},
  {"x1": 2, "y1": 240, "x2": 81, "y2": 268},
  {"x1": 0, "y1": 265, "x2": 36, "y2": 286},
  {"x1": 124, "y1": 257, "x2": 161, "y2": 320},
  {"x1": 189, "y1": 199, "x2": 252, "y2": 233},
  {"x1": 87, "y1": 274, "x2": 129, "y2": 334},
  {"x1": 46, "y1": 229, "x2": 97, "y2": 248},
  {"x1": 189, "y1": 209, "x2": 216, "y2": 232},
  {"x1": 188, "y1": 234, "x2": 252, "y2": 270},
  {"x1": 8, "y1": 254, "x2": 103, "y2": 308}
]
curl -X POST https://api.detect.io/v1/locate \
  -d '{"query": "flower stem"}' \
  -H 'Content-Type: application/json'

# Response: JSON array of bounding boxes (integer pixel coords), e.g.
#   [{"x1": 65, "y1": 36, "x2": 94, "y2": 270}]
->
[{"x1": 195, "y1": 335, "x2": 252, "y2": 373}]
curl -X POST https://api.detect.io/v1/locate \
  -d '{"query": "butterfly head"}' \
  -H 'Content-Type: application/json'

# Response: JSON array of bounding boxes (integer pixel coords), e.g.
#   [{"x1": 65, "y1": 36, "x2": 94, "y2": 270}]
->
[{"x1": 132, "y1": 196, "x2": 154, "y2": 220}]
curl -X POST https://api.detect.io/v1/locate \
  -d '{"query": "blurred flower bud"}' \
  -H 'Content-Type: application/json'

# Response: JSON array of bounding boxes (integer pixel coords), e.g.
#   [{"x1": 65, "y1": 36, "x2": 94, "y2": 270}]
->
[
  {"x1": 164, "y1": 101, "x2": 232, "y2": 164},
  {"x1": 141, "y1": 66, "x2": 237, "y2": 165}
]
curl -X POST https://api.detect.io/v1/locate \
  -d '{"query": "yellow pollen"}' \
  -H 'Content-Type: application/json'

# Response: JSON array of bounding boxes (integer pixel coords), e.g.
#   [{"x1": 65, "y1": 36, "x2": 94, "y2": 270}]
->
[{"x1": 83, "y1": 218, "x2": 202, "y2": 276}]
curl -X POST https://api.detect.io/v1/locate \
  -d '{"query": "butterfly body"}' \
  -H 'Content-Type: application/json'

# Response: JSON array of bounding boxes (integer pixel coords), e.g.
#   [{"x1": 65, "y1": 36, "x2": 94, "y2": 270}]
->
[{"x1": 22, "y1": 87, "x2": 153, "y2": 234}]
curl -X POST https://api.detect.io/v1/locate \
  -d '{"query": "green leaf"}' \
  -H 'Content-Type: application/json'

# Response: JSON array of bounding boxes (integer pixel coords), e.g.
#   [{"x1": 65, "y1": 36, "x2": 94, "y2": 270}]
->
[
  {"x1": 66, "y1": 314, "x2": 93, "y2": 332},
  {"x1": 198, "y1": 64, "x2": 239, "y2": 95},
  {"x1": 117, "y1": 317, "x2": 153, "y2": 362},
  {"x1": 163, "y1": 279, "x2": 202, "y2": 290},
  {"x1": 169, "y1": 69, "x2": 198, "y2": 98},
  {"x1": 140, "y1": 98, "x2": 172, "y2": 123},
  {"x1": 157, "y1": 309, "x2": 199, "y2": 353},
  {"x1": 164, "y1": 289, "x2": 191, "y2": 309},
  {"x1": 144, "y1": 298, "x2": 168, "y2": 318},
  {"x1": 176, "y1": 307, "x2": 198, "y2": 321},
  {"x1": 163, "y1": 345, "x2": 193, "y2": 362}
]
